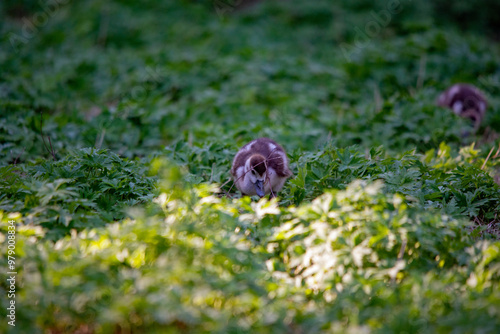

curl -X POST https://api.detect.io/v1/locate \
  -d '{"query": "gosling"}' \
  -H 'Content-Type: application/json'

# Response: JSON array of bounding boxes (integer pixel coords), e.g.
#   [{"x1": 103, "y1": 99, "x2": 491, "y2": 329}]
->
[
  {"x1": 231, "y1": 138, "x2": 292, "y2": 198},
  {"x1": 437, "y1": 83, "x2": 487, "y2": 131}
]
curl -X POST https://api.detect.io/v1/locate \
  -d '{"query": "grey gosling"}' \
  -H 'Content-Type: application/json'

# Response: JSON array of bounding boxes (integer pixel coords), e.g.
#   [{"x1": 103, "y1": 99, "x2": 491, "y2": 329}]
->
[
  {"x1": 231, "y1": 138, "x2": 292, "y2": 198},
  {"x1": 437, "y1": 83, "x2": 487, "y2": 132}
]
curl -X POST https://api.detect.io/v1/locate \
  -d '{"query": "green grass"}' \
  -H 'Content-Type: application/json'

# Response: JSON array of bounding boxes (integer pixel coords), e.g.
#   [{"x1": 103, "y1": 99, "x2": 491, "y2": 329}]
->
[{"x1": 0, "y1": 0, "x2": 499, "y2": 333}]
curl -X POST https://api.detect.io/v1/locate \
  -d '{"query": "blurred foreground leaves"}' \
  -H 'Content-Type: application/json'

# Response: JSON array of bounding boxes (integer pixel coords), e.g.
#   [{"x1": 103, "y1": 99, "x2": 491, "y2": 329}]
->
[{"x1": 1, "y1": 165, "x2": 499, "y2": 333}]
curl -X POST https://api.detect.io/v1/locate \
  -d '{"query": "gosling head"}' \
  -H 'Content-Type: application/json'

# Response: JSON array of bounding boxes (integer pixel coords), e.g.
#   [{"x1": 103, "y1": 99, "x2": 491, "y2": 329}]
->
[{"x1": 245, "y1": 154, "x2": 267, "y2": 197}]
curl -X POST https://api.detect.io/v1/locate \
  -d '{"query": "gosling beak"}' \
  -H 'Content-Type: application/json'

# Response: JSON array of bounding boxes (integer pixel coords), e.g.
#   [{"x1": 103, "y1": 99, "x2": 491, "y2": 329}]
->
[{"x1": 254, "y1": 180, "x2": 265, "y2": 197}]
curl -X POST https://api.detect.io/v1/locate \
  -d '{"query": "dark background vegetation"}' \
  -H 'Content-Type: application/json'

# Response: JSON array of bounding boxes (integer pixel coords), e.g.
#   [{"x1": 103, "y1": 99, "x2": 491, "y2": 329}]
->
[{"x1": 0, "y1": 0, "x2": 499, "y2": 333}]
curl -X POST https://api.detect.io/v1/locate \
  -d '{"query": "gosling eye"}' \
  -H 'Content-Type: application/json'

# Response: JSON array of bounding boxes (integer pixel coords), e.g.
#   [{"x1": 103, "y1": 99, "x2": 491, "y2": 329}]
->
[{"x1": 251, "y1": 170, "x2": 256, "y2": 175}]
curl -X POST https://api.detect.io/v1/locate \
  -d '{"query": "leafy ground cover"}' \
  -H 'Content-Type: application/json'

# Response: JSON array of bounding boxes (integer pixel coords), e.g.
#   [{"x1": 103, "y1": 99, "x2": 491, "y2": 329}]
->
[{"x1": 0, "y1": 0, "x2": 499, "y2": 332}]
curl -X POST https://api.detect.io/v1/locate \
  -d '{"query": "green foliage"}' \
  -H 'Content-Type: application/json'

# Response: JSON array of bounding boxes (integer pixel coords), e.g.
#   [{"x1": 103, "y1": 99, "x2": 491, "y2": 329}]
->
[
  {"x1": 0, "y1": 148, "x2": 156, "y2": 239},
  {"x1": 284, "y1": 143, "x2": 500, "y2": 221},
  {"x1": 161, "y1": 140, "x2": 499, "y2": 226},
  {"x1": 268, "y1": 181, "x2": 500, "y2": 331},
  {"x1": 1, "y1": 171, "x2": 499, "y2": 333}
]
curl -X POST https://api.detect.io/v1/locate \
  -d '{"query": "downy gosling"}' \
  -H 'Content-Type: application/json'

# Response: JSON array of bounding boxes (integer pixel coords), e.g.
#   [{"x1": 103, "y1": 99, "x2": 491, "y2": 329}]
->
[
  {"x1": 231, "y1": 137, "x2": 292, "y2": 198},
  {"x1": 437, "y1": 83, "x2": 487, "y2": 131}
]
